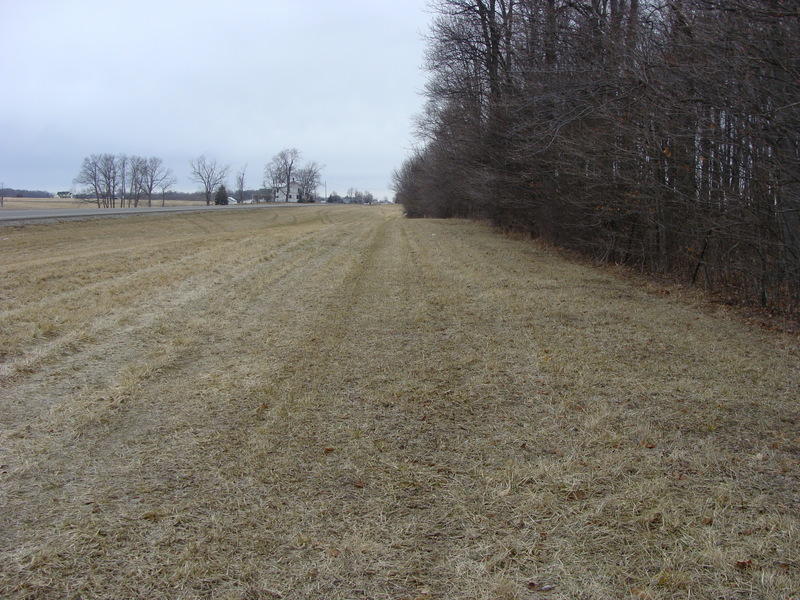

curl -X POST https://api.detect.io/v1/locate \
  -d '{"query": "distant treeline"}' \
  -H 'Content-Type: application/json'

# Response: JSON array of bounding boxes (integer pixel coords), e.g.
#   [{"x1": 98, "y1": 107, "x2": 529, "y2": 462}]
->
[
  {"x1": 394, "y1": 0, "x2": 799, "y2": 318},
  {"x1": 1, "y1": 188, "x2": 54, "y2": 198},
  {"x1": 72, "y1": 190, "x2": 210, "y2": 203},
  {"x1": 0, "y1": 188, "x2": 210, "y2": 203},
  {"x1": 1, "y1": 187, "x2": 315, "y2": 203}
]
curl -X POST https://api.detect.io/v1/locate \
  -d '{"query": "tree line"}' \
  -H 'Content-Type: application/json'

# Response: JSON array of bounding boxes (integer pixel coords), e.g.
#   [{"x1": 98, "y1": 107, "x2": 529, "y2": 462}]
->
[
  {"x1": 75, "y1": 148, "x2": 325, "y2": 208},
  {"x1": 75, "y1": 154, "x2": 176, "y2": 208},
  {"x1": 189, "y1": 149, "x2": 324, "y2": 205},
  {"x1": 327, "y1": 189, "x2": 378, "y2": 204},
  {"x1": 394, "y1": 0, "x2": 799, "y2": 317},
  {"x1": 0, "y1": 187, "x2": 53, "y2": 200}
]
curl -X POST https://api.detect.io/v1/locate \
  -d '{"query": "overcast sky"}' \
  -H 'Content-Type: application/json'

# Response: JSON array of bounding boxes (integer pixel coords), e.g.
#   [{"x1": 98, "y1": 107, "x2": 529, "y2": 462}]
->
[{"x1": 1, "y1": 0, "x2": 432, "y2": 199}]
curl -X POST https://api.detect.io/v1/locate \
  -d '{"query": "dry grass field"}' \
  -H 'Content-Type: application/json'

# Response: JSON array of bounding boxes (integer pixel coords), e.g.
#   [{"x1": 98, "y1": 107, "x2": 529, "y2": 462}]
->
[
  {"x1": 0, "y1": 204, "x2": 798, "y2": 599},
  {"x1": 1, "y1": 198, "x2": 93, "y2": 210}
]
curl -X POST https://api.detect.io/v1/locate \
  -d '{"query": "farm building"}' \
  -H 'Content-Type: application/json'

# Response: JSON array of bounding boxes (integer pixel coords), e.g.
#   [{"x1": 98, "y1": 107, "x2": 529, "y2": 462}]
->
[{"x1": 274, "y1": 181, "x2": 302, "y2": 203}]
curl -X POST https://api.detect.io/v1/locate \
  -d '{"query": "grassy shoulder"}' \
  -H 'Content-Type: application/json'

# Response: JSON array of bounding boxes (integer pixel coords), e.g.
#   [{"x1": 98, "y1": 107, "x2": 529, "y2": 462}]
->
[{"x1": 0, "y1": 205, "x2": 797, "y2": 599}]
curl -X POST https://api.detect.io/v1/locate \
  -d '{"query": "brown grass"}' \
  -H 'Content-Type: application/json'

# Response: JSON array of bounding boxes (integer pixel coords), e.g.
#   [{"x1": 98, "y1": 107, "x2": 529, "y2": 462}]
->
[{"x1": 1, "y1": 205, "x2": 798, "y2": 599}]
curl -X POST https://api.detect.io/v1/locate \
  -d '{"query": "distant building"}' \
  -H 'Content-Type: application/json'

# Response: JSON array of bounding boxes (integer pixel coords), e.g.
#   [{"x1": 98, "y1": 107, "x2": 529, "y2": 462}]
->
[
  {"x1": 56, "y1": 191, "x2": 72, "y2": 198},
  {"x1": 274, "y1": 180, "x2": 301, "y2": 203}
]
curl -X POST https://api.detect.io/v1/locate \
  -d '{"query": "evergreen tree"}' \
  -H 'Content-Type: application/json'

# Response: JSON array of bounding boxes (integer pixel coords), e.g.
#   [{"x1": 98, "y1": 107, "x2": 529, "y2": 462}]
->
[{"x1": 214, "y1": 185, "x2": 229, "y2": 205}]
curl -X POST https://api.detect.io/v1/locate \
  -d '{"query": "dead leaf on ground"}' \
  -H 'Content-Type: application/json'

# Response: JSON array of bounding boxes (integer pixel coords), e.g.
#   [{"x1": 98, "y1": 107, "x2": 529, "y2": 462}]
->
[
  {"x1": 527, "y1": 581, "x2": 556, "y2": 592},
  {"x1": 565, "y1": 489, "x2": 587, "y2": 501},
  {"x1": 631, "y1": 587, "x2": 655, "y2": 600},
  {"x1": 414, "y1": 586, "x2": 432, "y2": 600}
]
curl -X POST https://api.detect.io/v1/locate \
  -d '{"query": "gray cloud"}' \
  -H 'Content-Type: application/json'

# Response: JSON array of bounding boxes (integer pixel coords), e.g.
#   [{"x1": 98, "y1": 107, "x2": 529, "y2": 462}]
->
[{"x1": 0, "y1": 0, "x2": 430, "y2": 198}]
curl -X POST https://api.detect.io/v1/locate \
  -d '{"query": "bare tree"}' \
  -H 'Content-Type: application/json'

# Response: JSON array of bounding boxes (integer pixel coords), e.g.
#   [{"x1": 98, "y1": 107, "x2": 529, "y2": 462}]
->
[
  {"x1": 140, "y1": 157, "x2": 172, "y2": 207},
  {"x1": 75, "y1": 153, "x2": 119, "y2": 208},
  {"x1": 75, "y1": 155, "x2": 103, "y2": 207},
  {"x1": 189, "y1": 155, "x2": 230, "y2": 205},
  {"x1": 266, "y1": 148, "x2": 300, "y2": 202},
  {"x1": 75, "y1": 153, "x2": 177, "y2": 209},
  {"x1": 158, "y1": 169, "x2": 177, "y2": 207},
  {"x1": 295, "y1": 161, "x2": 323, "y2": 202},
  {"x1": 126, "y1": 155, "x2": 147, "y2": 207},
  {"x1": 99, "y1": 154, "x2": 119, "y2": 208},
  {"x1": 396, "y1": 0, "x2": 800, "y2": 316},
  {"x1": 235, "y1": 164, "x2": 247, "y2": 204},
  {"x1": 118, "y1": 154, "x2": 128, "y2": 207},
  {"x1": 263, "y1": 161, "x2": 281, "y2": 199}
]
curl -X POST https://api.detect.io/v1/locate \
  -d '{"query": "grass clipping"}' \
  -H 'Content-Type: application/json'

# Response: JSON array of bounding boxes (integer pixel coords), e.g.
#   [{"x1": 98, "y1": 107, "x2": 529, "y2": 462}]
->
[{"x1": 1, "y1": 204, "x2": 798, "y2": 599}]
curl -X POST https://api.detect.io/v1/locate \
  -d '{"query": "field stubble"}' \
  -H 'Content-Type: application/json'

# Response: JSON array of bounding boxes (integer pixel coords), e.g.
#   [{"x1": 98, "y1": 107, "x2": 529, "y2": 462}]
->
[{"x1": 0, "y1": 205, "x2": 798, "y2": 599}]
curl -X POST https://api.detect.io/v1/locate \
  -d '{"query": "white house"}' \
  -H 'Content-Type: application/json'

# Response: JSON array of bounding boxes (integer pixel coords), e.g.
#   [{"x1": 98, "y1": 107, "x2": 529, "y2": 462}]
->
[{"x1": 274, "y1": 180, "x2": 302, "y2": 203}]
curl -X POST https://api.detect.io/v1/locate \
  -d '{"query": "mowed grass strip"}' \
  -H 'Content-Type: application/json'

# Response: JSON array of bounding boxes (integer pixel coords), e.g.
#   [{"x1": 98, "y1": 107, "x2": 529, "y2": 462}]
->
[{"x1": 0, "y1": 205, "x2": 797, "y2": 599}]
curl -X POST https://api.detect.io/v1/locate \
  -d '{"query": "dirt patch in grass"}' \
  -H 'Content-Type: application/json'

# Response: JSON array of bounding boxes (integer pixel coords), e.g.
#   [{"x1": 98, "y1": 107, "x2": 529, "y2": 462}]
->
[{"x1": 1, "y1": 205, "x2": 798, "y2": 599}]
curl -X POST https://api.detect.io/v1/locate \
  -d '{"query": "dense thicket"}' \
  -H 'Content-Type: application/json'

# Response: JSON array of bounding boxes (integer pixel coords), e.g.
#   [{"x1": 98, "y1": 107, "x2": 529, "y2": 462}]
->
[{"x1": 394, "y1": 0, "x2": 799, "y2": 317}]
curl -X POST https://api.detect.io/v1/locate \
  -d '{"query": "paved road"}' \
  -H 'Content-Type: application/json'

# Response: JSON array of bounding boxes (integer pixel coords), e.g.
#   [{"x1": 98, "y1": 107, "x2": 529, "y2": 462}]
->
[{"x1": 0, "y1": 203, "x2": 309, "y2": 224}]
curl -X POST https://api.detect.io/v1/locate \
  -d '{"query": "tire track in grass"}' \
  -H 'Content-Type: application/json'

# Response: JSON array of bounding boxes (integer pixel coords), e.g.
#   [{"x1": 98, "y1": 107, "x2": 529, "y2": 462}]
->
[
  {"x1": 222, "y1": 216, "x2": 800, "y2": 599},
  {"x1": 224, "y1": 217, "x2": 544, "y2": 598},
  {"x1": 0, "y1": 208, "x2": 363, "y2": 380}
]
